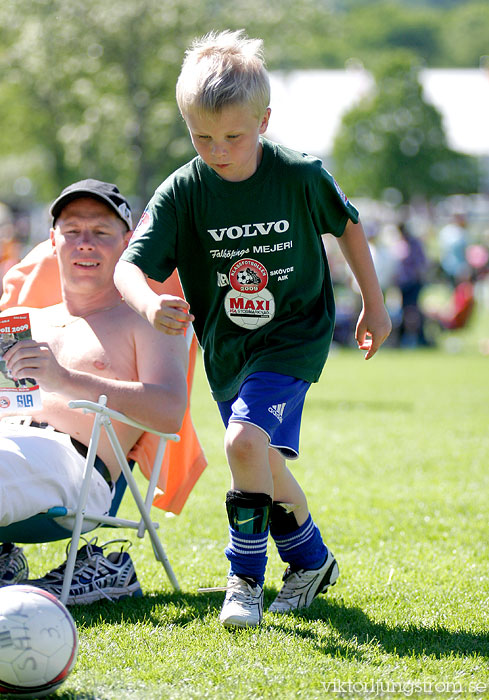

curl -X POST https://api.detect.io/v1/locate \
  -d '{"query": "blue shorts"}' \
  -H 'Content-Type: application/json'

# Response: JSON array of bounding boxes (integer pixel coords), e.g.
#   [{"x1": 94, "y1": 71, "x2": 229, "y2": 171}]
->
[{"x1": 217, "y1": 372, "x2": 310, "y2": 460}]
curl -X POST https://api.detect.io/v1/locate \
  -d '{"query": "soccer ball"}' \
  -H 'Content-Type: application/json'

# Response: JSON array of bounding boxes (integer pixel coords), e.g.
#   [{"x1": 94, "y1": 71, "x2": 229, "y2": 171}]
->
[
  {"x1": 236, "y1": 270, "x2": 252, "y2": 285},
  {"x1": 0, "y1": 585, "x2": 78, "y2": 698}
]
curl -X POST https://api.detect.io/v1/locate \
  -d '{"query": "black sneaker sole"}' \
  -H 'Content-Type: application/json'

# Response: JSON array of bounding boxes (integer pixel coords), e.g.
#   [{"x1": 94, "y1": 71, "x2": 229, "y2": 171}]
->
[{"x1": 318, "y1": 557, "x2": 339, "y2": 595}]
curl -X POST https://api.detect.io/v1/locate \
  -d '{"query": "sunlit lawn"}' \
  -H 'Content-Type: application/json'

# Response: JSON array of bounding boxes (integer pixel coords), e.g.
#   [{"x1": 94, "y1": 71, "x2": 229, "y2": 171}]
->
[{"x1": 22, "y1": 309, "x2": 489, "y2": 699}]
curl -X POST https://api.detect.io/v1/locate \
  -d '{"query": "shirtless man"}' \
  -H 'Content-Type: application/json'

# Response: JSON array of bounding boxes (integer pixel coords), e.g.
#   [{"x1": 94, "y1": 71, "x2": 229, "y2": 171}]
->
[{"x1": 0, "y1": 179, "x2": 188, "y2": 603}]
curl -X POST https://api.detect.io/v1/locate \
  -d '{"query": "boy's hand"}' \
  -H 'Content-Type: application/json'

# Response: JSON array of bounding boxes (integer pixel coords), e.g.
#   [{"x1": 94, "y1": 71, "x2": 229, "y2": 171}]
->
[
  {"x1": 355, "y1": 305, "x2": 392, "y2": 360},
  {"x1": 146, "y1": 294, "x2": 195, "y2": 335}
]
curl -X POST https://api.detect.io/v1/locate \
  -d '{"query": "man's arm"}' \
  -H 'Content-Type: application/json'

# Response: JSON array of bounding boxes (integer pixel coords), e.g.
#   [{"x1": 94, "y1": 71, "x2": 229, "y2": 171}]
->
[
  {"x1": 114, "y1": 260, "x2": 194, "y2": 336},
  {"x1": 336, "y1": 219, "x2": 392, "y2": 359},
  {"x1": 2, "y1": 320, "x2": 189, "y2": 434}
]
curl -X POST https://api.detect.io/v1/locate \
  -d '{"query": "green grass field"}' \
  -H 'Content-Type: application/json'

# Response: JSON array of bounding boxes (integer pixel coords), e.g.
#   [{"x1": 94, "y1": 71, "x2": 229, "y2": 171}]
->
[{"x1": 20, "y1": 314, "x2": 489, "y2": 699}]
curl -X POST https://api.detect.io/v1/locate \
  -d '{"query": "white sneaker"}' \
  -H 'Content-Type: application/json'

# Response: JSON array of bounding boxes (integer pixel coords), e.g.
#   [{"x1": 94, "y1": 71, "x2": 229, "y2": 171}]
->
[
  {"x1": 219, "y1": 575, "x2": 264, "y2": 628},
  {"x1": 0, "y1": 543, "x2": 29, "y2": 586},
  {"x1": 268, "y1": 549, "x2": 339, "y2": 613},
  {"x1": 28, "y1": 539, "x2": 142, "y2": 605}
]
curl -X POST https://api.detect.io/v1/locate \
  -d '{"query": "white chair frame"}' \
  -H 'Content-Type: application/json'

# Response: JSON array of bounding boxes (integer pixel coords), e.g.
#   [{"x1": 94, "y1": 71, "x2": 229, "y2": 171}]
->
[{"x1": 59, "y1": 394, "x2": 181, "y2": 604}]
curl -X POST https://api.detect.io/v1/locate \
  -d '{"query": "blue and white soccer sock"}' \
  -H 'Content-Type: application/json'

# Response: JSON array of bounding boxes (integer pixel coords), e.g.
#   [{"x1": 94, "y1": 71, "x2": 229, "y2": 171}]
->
[
  {"x1": 270, "y1": 503, "x2": 327, "y2": 571},
  {"x1": 224, "y1": 490, "x2": 272, "y2": 586}
]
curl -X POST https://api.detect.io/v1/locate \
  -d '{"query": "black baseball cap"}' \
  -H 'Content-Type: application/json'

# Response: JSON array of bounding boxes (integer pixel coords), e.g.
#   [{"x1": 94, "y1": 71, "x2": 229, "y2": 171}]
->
[{"x1": 49, "y1": 179, "x2": 133, "y2": 230}]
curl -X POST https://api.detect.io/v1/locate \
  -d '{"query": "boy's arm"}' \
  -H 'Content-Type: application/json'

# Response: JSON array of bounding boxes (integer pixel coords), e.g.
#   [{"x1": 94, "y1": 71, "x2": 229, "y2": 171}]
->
[
  {"x1": 114, "y1": 259, "x2": 194, "y2": 336},
  {"x1": 336, "y1": 219, "x2": 392, "y2": 359}
]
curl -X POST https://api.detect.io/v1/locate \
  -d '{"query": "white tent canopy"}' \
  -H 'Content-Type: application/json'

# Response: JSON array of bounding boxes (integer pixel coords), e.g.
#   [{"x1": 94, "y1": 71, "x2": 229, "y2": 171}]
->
[{"x1": 267, "y1": 68, "x2": 489, "y2": 159}]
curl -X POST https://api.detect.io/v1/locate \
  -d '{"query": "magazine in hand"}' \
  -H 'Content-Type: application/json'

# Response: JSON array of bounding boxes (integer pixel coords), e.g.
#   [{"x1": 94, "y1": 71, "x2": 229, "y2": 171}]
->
[{"x1": 0, "y1": 313, "x2": 42, "y2": 412}]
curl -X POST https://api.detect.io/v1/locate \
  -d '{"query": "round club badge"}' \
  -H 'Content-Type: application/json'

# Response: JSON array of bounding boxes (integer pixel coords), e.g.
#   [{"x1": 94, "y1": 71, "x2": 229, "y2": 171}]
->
[
  {"x1": 229, "y1": 259, "x2": 268, "y2": 294},
  {"x1": 224, "y1": 288, "x2": 275, "y2": 330},
  {"x1": 129, "y1": 209, "x2": 151, "y2": 242}
]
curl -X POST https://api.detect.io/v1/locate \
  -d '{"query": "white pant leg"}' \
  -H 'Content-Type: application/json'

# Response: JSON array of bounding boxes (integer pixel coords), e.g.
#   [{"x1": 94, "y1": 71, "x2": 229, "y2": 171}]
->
[{"x1": 0, "y1": 425, "x2": 112, "y2": 531}]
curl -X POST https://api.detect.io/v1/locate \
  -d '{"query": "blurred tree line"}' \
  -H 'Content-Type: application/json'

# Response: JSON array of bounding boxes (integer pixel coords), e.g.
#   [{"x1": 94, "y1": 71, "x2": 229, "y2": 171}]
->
[
  {"x1": 0, "y1": 0, "x2": 486, "y2": 210},
  {"x1": 332, "y1": 54, "x2": 479, "y2": 202}
]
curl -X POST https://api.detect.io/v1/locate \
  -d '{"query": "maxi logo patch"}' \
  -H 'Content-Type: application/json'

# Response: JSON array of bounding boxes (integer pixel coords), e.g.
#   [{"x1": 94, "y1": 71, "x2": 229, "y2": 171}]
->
[
  {"x1": 225, "y1": 258, "x2": 275, "y2": 330},
  {"x1": 224, "y1": 289, "x2": 275, "y2": 330}
]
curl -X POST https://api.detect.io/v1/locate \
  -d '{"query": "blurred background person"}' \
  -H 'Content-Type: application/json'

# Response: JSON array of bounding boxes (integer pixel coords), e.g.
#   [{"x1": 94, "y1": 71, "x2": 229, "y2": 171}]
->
[
  {"x1": 393, "y1": 222, "x2": 430, "y2": 348},
  {"x1": 438, "y1": 212, "x2": 471, "y2": 287}
]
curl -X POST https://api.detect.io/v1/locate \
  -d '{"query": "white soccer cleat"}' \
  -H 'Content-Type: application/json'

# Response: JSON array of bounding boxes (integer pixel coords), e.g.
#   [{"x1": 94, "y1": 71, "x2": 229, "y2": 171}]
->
[
  {"x1": 268, "y1": 549, "x2": 339, "y2": 613},
  {"x1": 219, "y1": 574, "x2": 264, "y2": 627}
]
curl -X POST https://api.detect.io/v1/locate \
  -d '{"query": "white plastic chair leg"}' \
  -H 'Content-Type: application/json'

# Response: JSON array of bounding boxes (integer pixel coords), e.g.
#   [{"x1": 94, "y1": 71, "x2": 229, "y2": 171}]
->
[
  {"x1": 104, "y1": 418, "x2": 180, "y2": 591},
  {"x1": 60, "y1": 405, "x2": 106, "y2": 604}
]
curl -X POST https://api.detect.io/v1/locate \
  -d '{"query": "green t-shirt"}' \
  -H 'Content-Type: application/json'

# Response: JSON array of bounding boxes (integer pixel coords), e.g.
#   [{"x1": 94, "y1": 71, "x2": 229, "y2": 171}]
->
[{"x1": 122, "y1": 139, "x2": 359, "y2": 401}]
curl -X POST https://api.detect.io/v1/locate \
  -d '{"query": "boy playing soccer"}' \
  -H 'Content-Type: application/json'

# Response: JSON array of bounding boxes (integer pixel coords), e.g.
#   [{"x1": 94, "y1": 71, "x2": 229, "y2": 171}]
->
[{"x1": 114, "y1": 30, "x2": 392, "y2": 627}]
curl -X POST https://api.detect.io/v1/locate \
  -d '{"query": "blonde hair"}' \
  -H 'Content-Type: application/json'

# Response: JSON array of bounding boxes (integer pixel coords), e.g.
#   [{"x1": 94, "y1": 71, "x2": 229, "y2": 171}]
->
[{"x1": 176, "y1": 29, "x2": 270, "y2": 118}]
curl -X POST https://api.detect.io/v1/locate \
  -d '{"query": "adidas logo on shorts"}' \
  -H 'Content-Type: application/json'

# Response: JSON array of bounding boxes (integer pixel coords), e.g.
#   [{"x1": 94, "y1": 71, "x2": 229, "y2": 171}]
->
[{"x1": 268, "y1": 403, "x2": 286, "y2": 423}]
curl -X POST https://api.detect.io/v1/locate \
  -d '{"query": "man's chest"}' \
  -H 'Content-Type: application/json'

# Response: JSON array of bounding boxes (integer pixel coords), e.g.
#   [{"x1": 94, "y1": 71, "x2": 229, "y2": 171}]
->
[{"x1": 37, "y1": 319, "x2": 135, "y2": 380}]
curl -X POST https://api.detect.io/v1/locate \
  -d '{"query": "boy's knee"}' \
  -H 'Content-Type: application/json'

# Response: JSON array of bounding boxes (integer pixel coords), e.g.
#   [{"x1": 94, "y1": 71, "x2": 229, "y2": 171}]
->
[{"x1": 224, "y1": 422, "x2": 267, "y2": 464}]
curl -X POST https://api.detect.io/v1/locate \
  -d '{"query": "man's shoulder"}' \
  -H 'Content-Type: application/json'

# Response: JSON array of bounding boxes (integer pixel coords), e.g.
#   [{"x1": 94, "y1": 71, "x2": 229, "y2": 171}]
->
[
  {"x1": 118, "y1": 303, "x2": 186, "y2": 350},
  {"x1": 107, "y1": 302, "x2": 152, "y2": 336},
  {"x1": 126, "y1": 305, "x2": 189, "y2": 377}
]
